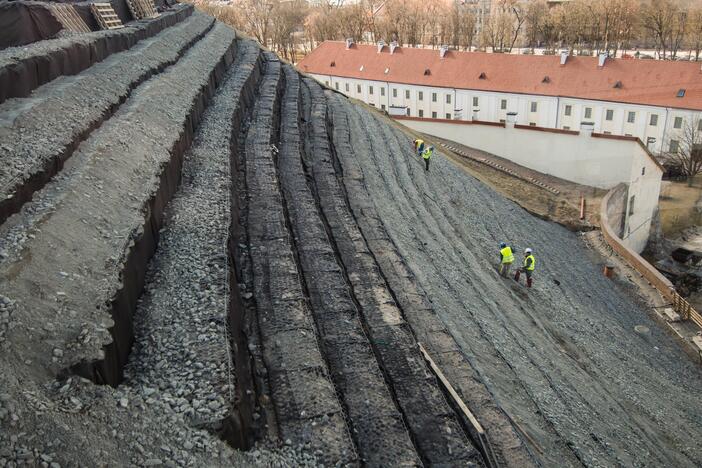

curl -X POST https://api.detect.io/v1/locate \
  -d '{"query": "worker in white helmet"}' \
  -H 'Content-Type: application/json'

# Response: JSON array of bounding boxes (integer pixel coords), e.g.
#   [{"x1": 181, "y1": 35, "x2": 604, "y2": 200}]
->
[{"x1": 514, "y1": 248, "x2": 535, "y2": 288}]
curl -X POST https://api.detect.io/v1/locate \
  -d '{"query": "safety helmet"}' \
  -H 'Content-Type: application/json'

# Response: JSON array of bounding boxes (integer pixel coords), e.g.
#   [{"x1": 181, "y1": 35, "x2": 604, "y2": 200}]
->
[
  {"x1": 499, "y1": 242, "x2": 506, "y2": 248},
  {"x1": 525, "y1": 248, "x2": 533, "y2": 254}
]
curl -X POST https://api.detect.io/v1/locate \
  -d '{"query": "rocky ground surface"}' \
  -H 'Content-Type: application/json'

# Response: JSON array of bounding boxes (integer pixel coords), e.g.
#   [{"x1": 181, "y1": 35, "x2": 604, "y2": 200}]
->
[{"x1": 1, "y1": 7, "x2": 702, "y2": 468}]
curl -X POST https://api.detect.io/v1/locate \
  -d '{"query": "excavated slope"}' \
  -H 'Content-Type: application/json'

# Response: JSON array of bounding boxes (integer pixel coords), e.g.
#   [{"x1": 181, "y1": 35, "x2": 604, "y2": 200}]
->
[{"x1": 0, "y1": 9, "x2": 701, "y2": 468}]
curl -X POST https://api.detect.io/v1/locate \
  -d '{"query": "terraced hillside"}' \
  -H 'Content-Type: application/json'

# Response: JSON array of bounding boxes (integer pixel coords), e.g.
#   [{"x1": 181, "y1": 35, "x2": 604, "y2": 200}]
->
[{"x1": 1, "y1": 6, "x2": 702, "y2": 467}]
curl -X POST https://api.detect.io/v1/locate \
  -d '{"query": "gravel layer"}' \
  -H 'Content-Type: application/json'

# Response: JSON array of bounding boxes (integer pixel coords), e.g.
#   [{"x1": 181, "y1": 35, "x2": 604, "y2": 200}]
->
[
  {"x1": 0, "y1": 23, "x2": 237, "y2": 380},
  {"x1": 0, "y1": 4, "x2": 193, "y2": 104},
  {"x1": 122, "y1": 39, "x2": 261, "y2": 429},
  {"x1": 0, "y1": 12, "x2": 215, "y2": 223},
  {"x1": 326, "y1": 91, "x2": 702, "y2": 466}
]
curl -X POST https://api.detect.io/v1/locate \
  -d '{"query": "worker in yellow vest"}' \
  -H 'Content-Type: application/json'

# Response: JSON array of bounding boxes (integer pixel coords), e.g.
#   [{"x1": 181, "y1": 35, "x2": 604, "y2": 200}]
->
[
  {"x1": 514, "y1": 248, "x2": 535, "y2": 288},
  {"x1": 422, "y1": 146, "x2": 434, "y2": 171},
  {"x1": 498, "y1": 242, "x2": 514, "y2": 277},
  {"x1": 413, "y1": 138, "x2": 425, "y2": 158}
]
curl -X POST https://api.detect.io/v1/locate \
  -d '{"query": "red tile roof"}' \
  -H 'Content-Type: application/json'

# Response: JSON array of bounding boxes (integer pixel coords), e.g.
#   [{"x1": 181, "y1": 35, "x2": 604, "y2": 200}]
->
[{"x1": 297, "y1": 41, "x2": 702, "y2": 111}]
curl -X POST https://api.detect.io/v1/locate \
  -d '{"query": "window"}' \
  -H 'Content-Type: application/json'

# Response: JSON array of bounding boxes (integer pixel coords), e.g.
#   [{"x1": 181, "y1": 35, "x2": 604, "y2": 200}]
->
[
  {"x1": 565, "y1": 105, "x2": 572, "y2": 116},
  {"x1": 563, "y1": 126, "x2": 570, "y2": 130},
  {"x1": 446, "y1": 113, "x2": 451, "y2": 119},
  {"x1": 381, "y1": 104, "x2": 386, "y2": 110},
  {"x1": 605, "y1": 109, "x2": 614, "y2": 121},
  {"x1": 603, "y1": 131, "x2": 612, "y2": 134},
  {"x1": 357, "y1": 84, "x2": 361, "y2": 93},
  {"x1": 446, "y1": 94, "x2": 452, "y2": 104},
  {"x1": 529, "y1": 122, "x2": 536, "y2": 126},
  {"x1": 674, "y1": 116, "x2": 683, "y2": 129},
  {"x1": 670, "y1": 139, "x2": 679, "y2": 152},
  {"x1": 499, "y1": 119, "x2": 506, "y2": 123},
  {"x1": 405, "y1": 90, "x2": 410, "y2": 99},
  {"x1": 432, "y1": 111, "x2": 437, "y2": 118},
  {"x1": 628, "y1": 196, "x2": 635, "y2": 216},
  {"x1": 406, "y1": 108, "x2": 411, "y2": 116},
  {"x1": 392, "y1": 88, "x2": 397, "y2": 98},
  {"x1": 500, "y1": 99, "x2": 507, "y2": 110},
  {"x1": 584, "y1": 107, "x2": 592, "y2": 119},
  {"x1": 472, "y1": 97, "x2": 479, "y2": 107},
  {"x1": 419, "y1": 109, "x2": 424, "y2": 117},
  {"x1": 642, "y1": 167, "x2": 646, "y2": 176},
  {"x1": 530, "y1": 102, "x2": 538, "y2": 113},
  {"x1": 381, "y1": 87, "x2": 385, "y2": 96},
  {"x1": 432, "y1": 92, "x2": 437, "y2": 102},
  {"x1": 698, "y1": 119, "x2": 702, "y2": 131},
  {"x1": 369, "y1": 86, "x2": 374, "y2": 95},
  {"x1": 324, "y1": 81, "x2": 329, "y2": 86},
  {"x1": 649, "y1": 114, "x2": 658, "y2": 126},
  {"x1": 627, "y1": 111, "x2": 636, "y2": 123},
  {"x1": 418, "y1": 91, "x2": 424, "y2": 101},
  {"x1": 335, "y1": 82, "x2": 339, "y2": 90}
]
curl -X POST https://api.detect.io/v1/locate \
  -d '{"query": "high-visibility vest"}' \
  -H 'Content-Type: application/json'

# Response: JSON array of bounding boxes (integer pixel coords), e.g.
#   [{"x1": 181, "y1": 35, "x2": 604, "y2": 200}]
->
[
  {"x1": 524, "y1": 254, "x2": 535, "y2": 271},
  {"x1": 423, "y1": 148, "x2": 433, "y2": 160},
  {"x1": 500, "y1": 246, "x2": 514, "y2": 264},
  {"x1": 415, "y1": 139, "x2": 424, "y2": 149}
]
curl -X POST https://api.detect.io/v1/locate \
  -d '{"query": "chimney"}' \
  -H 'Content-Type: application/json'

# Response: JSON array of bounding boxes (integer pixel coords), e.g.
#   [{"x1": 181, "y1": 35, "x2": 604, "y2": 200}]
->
[
  {"x1": 506, "y1": 112, "x2": 517, "y2": 128},
  {"x1": 390, "y1": 41, "x2": 399, "y2": 54},
  {"x1": 377, "y1": 40, "x2": 386, "y2": 53},
  {"x1": 345, "y1": 38, "x2": 354, "y2": 49},
  {"x1": 440, "y1": 45, "x2": 449, "y2": 58},
  {"x1": 598, "y1": 52, "x2": 607, "y2": 67},
  {"x1": 580, "y1": 121, "x2": 594, "y2": 136},
  {"x1": 560, "y1": 51, "x2": 568, "y2": 65}
]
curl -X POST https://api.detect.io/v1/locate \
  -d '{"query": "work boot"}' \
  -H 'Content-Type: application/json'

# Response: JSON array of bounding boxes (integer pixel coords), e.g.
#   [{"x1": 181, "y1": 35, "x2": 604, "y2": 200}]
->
[{"x1": 526, "y1": 277, "x2": 532, "y2": 288}]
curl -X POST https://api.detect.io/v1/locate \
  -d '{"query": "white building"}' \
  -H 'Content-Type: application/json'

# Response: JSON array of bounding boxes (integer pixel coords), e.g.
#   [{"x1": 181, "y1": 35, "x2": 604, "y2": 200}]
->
[{"x1": 298, "y1": 41, "x2": 702, "y2": 155}]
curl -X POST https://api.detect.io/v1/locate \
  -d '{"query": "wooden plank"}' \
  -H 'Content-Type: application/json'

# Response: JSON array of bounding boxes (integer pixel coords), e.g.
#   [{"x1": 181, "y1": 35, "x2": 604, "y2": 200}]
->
[
  {"x1": 418, "y1": 342, "x2": 484, "y2": 433},
  {"x1": 418, "y1": 342, "x2": 500, "y2": 468}
]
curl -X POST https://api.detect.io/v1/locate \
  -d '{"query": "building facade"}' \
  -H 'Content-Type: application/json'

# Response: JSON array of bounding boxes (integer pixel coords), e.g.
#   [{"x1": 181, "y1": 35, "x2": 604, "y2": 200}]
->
[{"x1": 299, "y1": 41, "x2": 702, "y2": 155}]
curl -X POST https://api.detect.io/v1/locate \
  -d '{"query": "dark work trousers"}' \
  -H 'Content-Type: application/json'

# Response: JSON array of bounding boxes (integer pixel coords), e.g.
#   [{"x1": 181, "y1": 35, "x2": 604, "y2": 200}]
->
[{"x1": 424, "y1": 158, "x2": 430, "y2": 171}]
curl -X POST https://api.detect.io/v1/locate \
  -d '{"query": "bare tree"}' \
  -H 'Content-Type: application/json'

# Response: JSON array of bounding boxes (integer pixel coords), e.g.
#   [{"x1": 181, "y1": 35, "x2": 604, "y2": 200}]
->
[
  {"x1": 524, "y1": 0, "x2": 549, "y2": 52},
  {"x1": 270, "y1": 0, "x2": 308, "y2": 62},
  {"x1": 480, "y1": 0, "x2": 524, "y2": 53},
  {"x1": 641, "y1": 0, "x2": 688, "y2": 59},
  {"x1": 688, "y1": 6, "x2": 702, "y2": 60},
  {"x1": 668, "y1": 115, "x2": 702, "y2": 184}
]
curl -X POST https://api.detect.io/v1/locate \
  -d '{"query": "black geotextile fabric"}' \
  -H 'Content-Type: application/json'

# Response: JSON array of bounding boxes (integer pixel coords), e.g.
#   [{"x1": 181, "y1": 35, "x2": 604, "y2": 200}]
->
[
  {"x1": 0, "y1": 1, "x2": 62, "y2": 49},
  {"x1": 0, "y1": 3, "x2": 192, "y2": 103}
]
